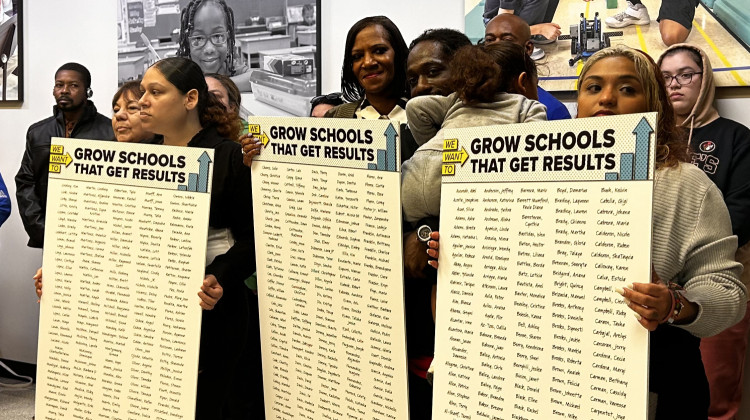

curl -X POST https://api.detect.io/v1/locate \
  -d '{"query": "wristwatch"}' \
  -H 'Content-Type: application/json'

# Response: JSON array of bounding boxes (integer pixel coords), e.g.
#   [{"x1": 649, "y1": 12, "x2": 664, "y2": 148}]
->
[{"x1": 417, "y1": 225, "x2": 432, "y2": 243}]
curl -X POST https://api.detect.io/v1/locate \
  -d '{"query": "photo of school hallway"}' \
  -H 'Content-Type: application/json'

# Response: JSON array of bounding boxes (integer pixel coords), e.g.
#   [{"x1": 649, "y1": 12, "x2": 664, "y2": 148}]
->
[{"x1": 465, "y1": 0, "x2": 750, "y2": 91}]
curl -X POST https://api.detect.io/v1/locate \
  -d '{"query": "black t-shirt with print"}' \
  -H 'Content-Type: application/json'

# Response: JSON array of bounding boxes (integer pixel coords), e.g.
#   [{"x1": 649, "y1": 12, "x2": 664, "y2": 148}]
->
[{"x1": 690, "y1": 117, "x2": 750, "y2": 246}]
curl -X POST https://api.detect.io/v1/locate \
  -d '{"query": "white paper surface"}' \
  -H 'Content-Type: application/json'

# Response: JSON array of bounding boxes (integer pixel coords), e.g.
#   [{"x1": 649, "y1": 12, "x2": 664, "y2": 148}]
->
[
  {"x1": 434, "y1": 113, "x2": 657, "y2": 420},
  {"x1": 36, "y1": 138, "x2": 212, "y2": 420},
  {"x1": 249, "y1": 117, "x2": 409, "y2": 420}
]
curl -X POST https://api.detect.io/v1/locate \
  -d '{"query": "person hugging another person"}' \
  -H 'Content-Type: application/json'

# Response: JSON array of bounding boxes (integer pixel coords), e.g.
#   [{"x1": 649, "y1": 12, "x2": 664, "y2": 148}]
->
[
  {"x1": 400, "y1": 41, "x2": 546, "y2": 420},
  {"x1": 402, "y1": 42, "x2": 546, "y2": 226},
  {"x1": 658, "y1": 44, "x2": 750, "y2": 420},
  {"x1": 177, "y1": 0, "x2": 253, "y2": 91}
]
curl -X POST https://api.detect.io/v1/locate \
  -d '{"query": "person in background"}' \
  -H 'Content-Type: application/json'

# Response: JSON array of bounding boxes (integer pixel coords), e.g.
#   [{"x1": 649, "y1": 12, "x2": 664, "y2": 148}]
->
[
  {"x1": 111, "y1": 81, "x2": 157, "y2": 143},
  {"x1": 177, "y1": 0, "x2": 252, "y2": 91},
  {"x1": 139, "y1": 56, "x2": 254, "y2": 419},
  {"x1": 605, "y1": 0, "x2": 699, "y2": 46},
  {"x1": 483, "y1": 0, "x2": 562, "y2": 46},
  {"x1": 327, "y1": 16, "x2": 409, "y2": 121},
  {"x1": 658, "y1": 43, "x2": 750, "y2": 420},
  {"x1": 204, "y1": 71, "x2": 265, "y2": 419},
  {"x1": 15, "y1": 62, "x2": 113, "y2": 248},
  {"x1": 0, "y1": 171, "x2": 10, "y2": 227},
  {"x1": 206, "y1": 73, "x2": 240, "y2": 116},
  {"x1": 483, "y1": 13, "x2": 571, "y2": 120},
  {"x1": 302, "y1": 3, "x2": 316, "y2": 26},
  {"x1": 406, "y1": 28, "x2": 472, "y2": 98},
  {"x1": 310, "y1": 92, "x2": 344, "y2": 117}
]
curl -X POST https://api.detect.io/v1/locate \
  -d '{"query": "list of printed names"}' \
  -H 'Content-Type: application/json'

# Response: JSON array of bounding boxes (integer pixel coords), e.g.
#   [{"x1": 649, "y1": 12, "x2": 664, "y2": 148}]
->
[
  {"x1": 37, "y1": 181, "x2": 207, "y2": 420},
  {"x1": 255, "y1": 163, "x2": 409, "y2": 420},
  {"x1": 434, "y1": 182, "x2": 650, "y2": 420}
]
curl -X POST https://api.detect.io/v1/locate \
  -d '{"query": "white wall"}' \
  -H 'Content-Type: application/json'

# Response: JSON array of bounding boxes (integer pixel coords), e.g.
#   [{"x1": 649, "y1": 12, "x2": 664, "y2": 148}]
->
[
  {"x1": 0, "y1": 0, "x2": 117, "y2": 363},
  {"x1": 3, "y1": 2, "x2": 750, "y2": 414}
]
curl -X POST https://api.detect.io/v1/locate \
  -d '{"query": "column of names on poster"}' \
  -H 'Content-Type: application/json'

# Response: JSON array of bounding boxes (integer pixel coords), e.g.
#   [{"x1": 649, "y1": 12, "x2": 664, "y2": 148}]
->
[
  {"x1": 37, "y1": 138, "x2": 211, "y2": 420},
  {"x1": 434, "y1": 114, "x2": 656, "y2": 420},
  {"x1": 250, "y1": 117, "x2": 409, "y2": 420}
]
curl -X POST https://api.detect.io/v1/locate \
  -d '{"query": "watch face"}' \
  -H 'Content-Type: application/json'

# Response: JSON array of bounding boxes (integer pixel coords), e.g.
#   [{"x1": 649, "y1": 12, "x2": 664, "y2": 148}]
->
[{"x1": 418, "y1": 225, "x2": 432, "y2": 242}]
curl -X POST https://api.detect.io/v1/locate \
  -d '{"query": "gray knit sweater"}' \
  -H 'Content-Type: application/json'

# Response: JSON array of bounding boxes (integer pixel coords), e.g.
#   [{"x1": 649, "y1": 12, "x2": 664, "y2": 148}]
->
[
  {"x1": 401, "y1": 92, "x2": 546, "y2": 224},
  {"x1": 653, "y1": 162, "x2": 745, "y2": 337}
]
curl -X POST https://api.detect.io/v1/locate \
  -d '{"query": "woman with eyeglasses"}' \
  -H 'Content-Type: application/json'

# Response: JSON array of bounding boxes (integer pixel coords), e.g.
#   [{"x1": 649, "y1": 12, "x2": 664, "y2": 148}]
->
[
  {"x1": 177, "y1": 0, "x2": 252, "y2": 91},
  {"x1": 658, "y1": 44, "x2": 750, "y2": 420}
]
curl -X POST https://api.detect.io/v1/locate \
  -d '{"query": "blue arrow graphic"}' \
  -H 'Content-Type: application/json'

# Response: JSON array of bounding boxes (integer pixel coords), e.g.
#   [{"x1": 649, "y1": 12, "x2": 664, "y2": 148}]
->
[
  {"x1": 197, "y1": 151, "x2": 212, "y2": 193},
  {"x1": 632, "y1": 117, "x2": 653, "y2": 180},
  {"x1": 383, "y1": 123, "x2": 398, "y2": 171}
]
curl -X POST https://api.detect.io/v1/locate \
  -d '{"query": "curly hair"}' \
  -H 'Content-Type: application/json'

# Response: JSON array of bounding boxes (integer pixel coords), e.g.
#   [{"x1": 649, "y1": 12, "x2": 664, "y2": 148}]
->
[
  {"x1": 578, "y1": 45, "x2": 688, "y2": 169},
  {"x1": 176, "y1": 0, "x2": 237, "y2": 76},
  {"x1": 340, "y1": 16, "x2": 409, "y2": 102},
  {"x1": 408, "y1": 28, "x2": 472, "y2": 59},
  {"x1": 152, "y1": 57, "x2": 240, "y2": 140},
  {"x1": 449, "y1": 42, "x2": 536, "y2": 106}
]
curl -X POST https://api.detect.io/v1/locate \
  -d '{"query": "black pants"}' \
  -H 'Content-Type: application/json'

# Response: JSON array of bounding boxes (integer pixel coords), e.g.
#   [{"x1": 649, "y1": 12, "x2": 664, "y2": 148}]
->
[
  {"x1": 196, "y1": 286, "x2": 250, "y2": 420},
  {"x1": 649, "y1": 324, "x2": 709, "y2": 419}
]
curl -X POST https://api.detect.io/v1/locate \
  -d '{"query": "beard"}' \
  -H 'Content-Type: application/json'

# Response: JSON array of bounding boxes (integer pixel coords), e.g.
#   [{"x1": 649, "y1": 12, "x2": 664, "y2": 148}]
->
[{"x1": 55, "y1": 96, "x2": 85, "y2": 112}]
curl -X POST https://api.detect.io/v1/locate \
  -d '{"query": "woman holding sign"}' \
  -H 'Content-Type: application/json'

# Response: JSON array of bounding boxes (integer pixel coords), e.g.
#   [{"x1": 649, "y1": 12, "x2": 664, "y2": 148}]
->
[
  {"x1": 428, "y1": 45, "x2": 745, "y2": 419},
  {"x1": 34, "y1": 57, "x2": 253, "y2": 418},
  {"x1": 577, "y1": 45, "x2": 747, "y2": 419},
  {"x1": 139, "y1": 56, "x2": 254, "y2": 419}
]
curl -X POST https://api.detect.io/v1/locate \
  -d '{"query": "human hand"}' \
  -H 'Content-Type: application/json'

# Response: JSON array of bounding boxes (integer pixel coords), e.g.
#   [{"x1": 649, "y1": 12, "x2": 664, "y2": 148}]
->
[
  {"x1": 532, "y1": 22, "x2": 562, "y2": 41},
  {"x1": 34, "y1": 267, "x2": 43, "y2": 301},
  {"x1": 240, "y1": 134, "x2": 262, "y2": 167},
  {"x1": 426, "y1": 231, "x2": 440, "y2": 269},
  {"x1": 614, "y1": 280, "x2": 672, "y2": 331},
  {"x1": 199, "y1": 274, "x2": 223, "y2": 310},
  {"x1": 404, "y1": 230, "x2": 430, "y2": 279}
]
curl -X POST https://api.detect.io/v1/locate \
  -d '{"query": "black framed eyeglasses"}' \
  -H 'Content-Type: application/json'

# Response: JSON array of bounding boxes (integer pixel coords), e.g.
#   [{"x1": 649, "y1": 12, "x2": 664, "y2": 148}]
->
[
  {"x1": 663, "y1": 72, "x2": 703, "y2": 86},
  {"x1": 189, "y1": 32, "x2": 228, "y2": 49}
]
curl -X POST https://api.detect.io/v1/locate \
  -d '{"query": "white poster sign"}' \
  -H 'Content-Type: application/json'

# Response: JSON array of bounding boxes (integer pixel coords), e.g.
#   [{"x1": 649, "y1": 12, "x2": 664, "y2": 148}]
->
[
  {"x1": 250, "y1": 117, "x2": 409, "y2": 420},
  {"x1": 434, "y1": 113, "x2": 656, "y2": 420},
  {"x1": 36, "y1": 138, "x2": 213, "y2": 420}
]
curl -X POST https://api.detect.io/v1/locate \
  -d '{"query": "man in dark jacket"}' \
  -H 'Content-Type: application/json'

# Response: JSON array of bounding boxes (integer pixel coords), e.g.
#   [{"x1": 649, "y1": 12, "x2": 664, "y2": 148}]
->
[{"x1": 15, "y1": 62, "x2": 113, "y2": 247}]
